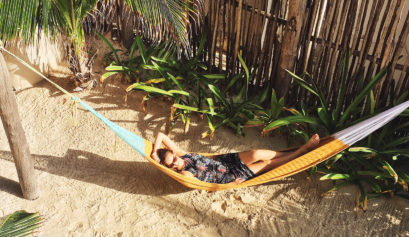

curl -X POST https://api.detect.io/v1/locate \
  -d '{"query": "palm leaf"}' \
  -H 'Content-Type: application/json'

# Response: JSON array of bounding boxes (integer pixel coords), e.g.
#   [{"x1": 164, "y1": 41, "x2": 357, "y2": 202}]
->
[
  {"x1": 320, "y1": 173, "x2": 351, "y2": 180},
  {"x1": 0, "y1": 210, "x2": 42, "y2": 237},
  {"x1": 262, "y1": 115, "x2": 321, "y2": 133},
  {"x1": 238, "y1": 53, "x2": 249, "y2": 100},
  {"x1": 304, "y1": 72, "x2": 328, "y2": 111},
  {"x1": 0, "y1": 0, "x2": 55, "y2": 42},
  {"x1": 334, "y1": 50, "x2": 349, "y2": 120},
  {"x1": 339, "y1": 65, "x2": 390, "y2": 125},
  {"x1": 382, "y1": 161, "x2": 398, "y2": 183},
  {"x1": 123, "y1": 0, "x2": 204, "y2": 54},
  {"x1": 208, "y1": 84, "x2": 229, "y2": 108},
  {"x1": 97, "y1": 32, "x2": 120, "y2": 63},
  {"x1": 380, "y1": 136, "x2": 409, "y2": 150},
  {"x1": 286, "y1": 70, "x2": 319, "y2": 97}
]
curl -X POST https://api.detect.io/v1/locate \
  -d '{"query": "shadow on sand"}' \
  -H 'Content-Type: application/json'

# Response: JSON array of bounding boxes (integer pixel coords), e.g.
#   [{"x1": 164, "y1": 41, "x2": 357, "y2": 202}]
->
[{"x1": 0, "y1": 149, "x2": 191, "y2": 197}]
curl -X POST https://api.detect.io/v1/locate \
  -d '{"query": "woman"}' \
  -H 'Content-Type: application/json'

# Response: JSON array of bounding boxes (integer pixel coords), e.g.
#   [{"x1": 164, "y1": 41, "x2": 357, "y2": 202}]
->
[{"x1": 151, "y1": 132, "x2": 320, "y2": 184}]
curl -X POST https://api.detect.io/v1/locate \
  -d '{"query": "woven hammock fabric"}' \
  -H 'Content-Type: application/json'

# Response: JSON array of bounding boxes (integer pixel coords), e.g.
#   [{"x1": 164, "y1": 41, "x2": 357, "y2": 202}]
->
[{"x1": 85, "y1": 97, "x2": 409, "y2": 191}]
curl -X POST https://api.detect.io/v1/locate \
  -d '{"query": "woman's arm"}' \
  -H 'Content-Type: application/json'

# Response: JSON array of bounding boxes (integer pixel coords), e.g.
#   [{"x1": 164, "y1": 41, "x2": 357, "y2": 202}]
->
[
  {"x1": 180, "y1": 170, "x2": 195, "y2": 178},
  {"x1": 152, "y1": 132, "x2": 187, "y2": 157},
  {"x1": 180, "y1": 171, "x2": 245, "y2": 185},
  {"x1": 228, "y1": 178, "x2": 245, "y2": 185}
]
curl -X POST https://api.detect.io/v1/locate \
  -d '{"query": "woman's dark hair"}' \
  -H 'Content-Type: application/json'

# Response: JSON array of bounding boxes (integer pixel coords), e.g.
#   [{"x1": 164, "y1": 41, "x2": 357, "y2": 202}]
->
[{"x1": 157, "y1": 148, "x2": 172, "y2": 164}]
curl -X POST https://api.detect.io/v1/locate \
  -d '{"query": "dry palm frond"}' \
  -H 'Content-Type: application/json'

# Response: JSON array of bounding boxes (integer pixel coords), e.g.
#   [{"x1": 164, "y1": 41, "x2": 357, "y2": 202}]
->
[{"x1": 92, "y1": 0, "x2": 205, "y2": 56}]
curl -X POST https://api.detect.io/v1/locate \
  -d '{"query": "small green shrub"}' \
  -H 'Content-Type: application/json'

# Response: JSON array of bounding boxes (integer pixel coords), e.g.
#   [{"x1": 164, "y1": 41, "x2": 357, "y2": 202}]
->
[{"x1": 272, "y1": 50, "x2": 409, "y2": 209}]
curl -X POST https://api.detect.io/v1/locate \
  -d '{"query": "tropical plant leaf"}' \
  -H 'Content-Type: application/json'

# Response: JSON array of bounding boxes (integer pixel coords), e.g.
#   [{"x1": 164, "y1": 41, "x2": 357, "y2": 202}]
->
[
  {"x1": 357, "y1": 170, "x2": 390, "y2": 179},
  {"x1": 326, "y1": 153, "x2": 343, "y2": 169},
  {"x1": 101, "y1": 71, "x2": 118, "y2": 82},
  {"x1": 382, "y1": 161, "x2": 399, "y2": 183},
  {"x1": 322, "y1": 180, "x2": 350, "y2": 195},
  {"x1": 286, "y1": 69, "x2": 319, "y2": 97},
  {"x1": 257, "y1": 86, "x2": 270, "y2": 104},
  {"x1": 334, "y1": 50, "x2": 350, "y2": 121},
  {"x1": 208, "y1": 84, "x2": 229, "y2": 108},
  {"x1": 224, "y1": 72, "x2": 244, "y2": 93},
  {"x1": 203, "y1": 74, "x2": 225, "y2": 80},
  {"x1": 126, "y1": 83, "x2": 172, "y2": 96},
  {"x1": 380, "y1": 149, "x2": 409, "y2": 157},
  {"x1": 167, "y1": 73, "x2": 184, "y2": 90},
  {"x1": 320, "y1": 173, "x2": 351, "y2": 180},
  {"x1": 206, "y1": 98, "x2": 215, "y2": 116},
  {"x1": 262, "y1": 115, "x2": 321, "y2": 133},
  {"x1": 168, "y1": 90, "x2": 189, "y2": 96},
  {"x1": 396, "y1": 91, "x2": 408, "y2": 104},
  {"x1": 96, "y1": 32, "x2": 121, "y2": 63},
  {"x1": 238, "y1": 53, "x2": 249, "y2": 100},
  {"x1": 122, "y1": 0, "x2": 204, "y2": 53},
  {"x1": 363, "y1": 179, "x2": 382, "y2": 193},
  {"x1": 339, "y1": 65, "x2": 389, "y2": 125},
  {"x1": 304, "y1": 72, "x2": 328, "y2": 111},
  {"x1": 173, "y1": 104, "x2": 209, "y2": 114},
  {"x1": 0, "y1": 210, "x2": 42, "y2": 236},
  {"x1": 348, "y1": 147, "x2": 377, "y2": 153},
  {"x1": 317, "y1": 107, "x2": 330, "y2": 128},
  {"x1": 380, "y1": 136, "x2": 409, "y2": 150},
  {"x1": 105, "y1": 65, "x2": 131, "y2": 72}
]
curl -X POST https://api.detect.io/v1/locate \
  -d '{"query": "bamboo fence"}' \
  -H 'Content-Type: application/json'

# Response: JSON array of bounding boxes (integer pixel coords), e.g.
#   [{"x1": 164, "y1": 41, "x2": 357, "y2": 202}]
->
[{"x1": 204, "y1": 0, "x2": 409, "y2": 108}]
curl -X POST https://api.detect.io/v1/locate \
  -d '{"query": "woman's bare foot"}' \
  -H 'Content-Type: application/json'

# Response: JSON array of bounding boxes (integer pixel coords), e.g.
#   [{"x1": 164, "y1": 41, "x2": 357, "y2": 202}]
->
[{"x1": 301, "y1": 134, "x2": 320, "y2": 153}]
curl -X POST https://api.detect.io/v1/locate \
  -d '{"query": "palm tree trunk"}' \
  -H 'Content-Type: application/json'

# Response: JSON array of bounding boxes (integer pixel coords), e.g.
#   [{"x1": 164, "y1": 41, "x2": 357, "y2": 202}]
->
[
  {"x1": 274, "y1": 0, "x2": 308, "y2": 98},
  {"x1": 0, "y1": 51, "x2": 39, "y2": 200}
]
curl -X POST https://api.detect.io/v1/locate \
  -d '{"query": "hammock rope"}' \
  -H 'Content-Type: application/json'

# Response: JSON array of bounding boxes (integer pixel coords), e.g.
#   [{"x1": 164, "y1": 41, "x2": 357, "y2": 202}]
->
[{"x1": 2, "y1": 45, "x2": 409, "y2": 191}]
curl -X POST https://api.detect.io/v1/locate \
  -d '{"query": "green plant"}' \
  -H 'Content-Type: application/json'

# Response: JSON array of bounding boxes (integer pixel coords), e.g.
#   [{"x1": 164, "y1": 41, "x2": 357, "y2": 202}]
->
[
  {"x1": 267, "y1": 50, "x2": 409, "y2": 209},
  {"x1": 203, "y1": 83, "x2": 263, "y2": 138},
  {"x1": 317, "y1": 92, "x2": 409, "y2": 208},
  {"x1": 167, "y1": 53, "x2": 266, "y2": 137},
  {"x1": 268, "y1": 51, "x2": 390, "y2": 136},
  {"x1": 125, "y1": 30, "x2": 227, "y2": 134},
  {"x1": 99, "y1": 34, "x2": 163, "y2": 83},
  {"x1": 0, "y1": 210, "x2": 42, "y2": 236}
]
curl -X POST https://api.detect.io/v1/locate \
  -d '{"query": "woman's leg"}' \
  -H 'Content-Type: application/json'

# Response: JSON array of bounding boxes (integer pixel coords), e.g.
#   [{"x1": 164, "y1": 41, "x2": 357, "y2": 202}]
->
[
  {"x1": 239, "y1": 134, "x2": 320, "y2": 173},
  {"x1": 246, "y1": 154, "x2": 304, "y2": 175},
  {"x1": 237, "y1": 149, "x2": 290, "y2": 165}
]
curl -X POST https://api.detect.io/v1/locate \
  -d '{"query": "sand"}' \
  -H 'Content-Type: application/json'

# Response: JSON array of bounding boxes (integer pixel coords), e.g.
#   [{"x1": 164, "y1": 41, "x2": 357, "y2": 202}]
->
[{"x1": 1, "y1": 41, "x2": 409, "y2": 236}]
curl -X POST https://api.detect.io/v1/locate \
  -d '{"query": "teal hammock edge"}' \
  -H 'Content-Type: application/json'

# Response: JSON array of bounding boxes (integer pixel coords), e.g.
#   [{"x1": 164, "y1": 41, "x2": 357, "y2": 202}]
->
[{"x1": 78, "y1": 100, "x2": 147, "y2": 157}]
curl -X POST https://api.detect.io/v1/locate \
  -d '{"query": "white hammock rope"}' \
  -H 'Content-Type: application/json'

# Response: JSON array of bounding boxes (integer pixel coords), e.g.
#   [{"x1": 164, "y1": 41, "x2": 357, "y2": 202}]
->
[{"x1": 333, "y1": 100, "x2": 409, "y2": 145}]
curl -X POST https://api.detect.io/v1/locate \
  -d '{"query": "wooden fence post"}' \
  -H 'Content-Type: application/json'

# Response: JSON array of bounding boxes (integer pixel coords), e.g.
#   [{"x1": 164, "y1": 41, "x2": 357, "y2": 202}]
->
[
  {"x1": 0, "y1": 50, "x2": 39, "y2": 200},
  {"x1": 274, "y1": 0, "x2": 307, "y2": 98}
]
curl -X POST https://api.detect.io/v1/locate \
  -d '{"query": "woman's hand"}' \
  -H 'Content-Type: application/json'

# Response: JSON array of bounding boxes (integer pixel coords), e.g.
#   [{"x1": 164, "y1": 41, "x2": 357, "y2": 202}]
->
[
  {"x1": 151, "y1": 150, "x2": 160, "y2": 162},
  {"x1": 231, "y1": 178, "x2": 245, "y2": 184},
  {"x1": 152, "y1": 132, "x2": 186, "y2": 157}
]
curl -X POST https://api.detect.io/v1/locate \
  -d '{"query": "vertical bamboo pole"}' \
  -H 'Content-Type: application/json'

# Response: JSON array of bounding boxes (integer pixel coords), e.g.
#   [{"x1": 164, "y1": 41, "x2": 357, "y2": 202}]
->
[
  {"x1": 0, "y1": 51, "x2": 39, "y2": 200},
  {"x1": 274, "y1": 0, "x2": 308, "y2": 98},
  {"x1": 232, "y1": 0, "x2": 243, "y2": 72}
]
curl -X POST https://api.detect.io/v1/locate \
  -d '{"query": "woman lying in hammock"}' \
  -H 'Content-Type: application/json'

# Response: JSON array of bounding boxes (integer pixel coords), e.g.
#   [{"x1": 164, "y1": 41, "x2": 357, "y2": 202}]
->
[{"x1": 151, "y1": 132, "x2": 320, "y2": 184}]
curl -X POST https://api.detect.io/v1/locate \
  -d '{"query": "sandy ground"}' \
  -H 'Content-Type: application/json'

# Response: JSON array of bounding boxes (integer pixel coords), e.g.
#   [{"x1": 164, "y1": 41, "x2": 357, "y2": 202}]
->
[
  {"x1": 1, "y1": 48, "x2": 409, "y2": 235},
  {"x1": 0, "y1": 79, "x2": 408, "y2": 236}
]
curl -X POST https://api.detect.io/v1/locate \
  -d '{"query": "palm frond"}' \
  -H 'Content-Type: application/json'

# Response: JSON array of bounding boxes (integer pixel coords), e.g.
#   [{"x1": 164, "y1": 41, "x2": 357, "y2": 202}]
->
[
  {"x1": 0, "y1": 0, "x2": 55, "y2": 42},
  {"x1": 121, "y1": 0, "x2": 205, "y2": 55},
  {"x1": 0, "y1": 0, "x2": 204, "y2": 56},
  {"x1": 0, "y1": 210, "x2": 42, "y2": 236}
]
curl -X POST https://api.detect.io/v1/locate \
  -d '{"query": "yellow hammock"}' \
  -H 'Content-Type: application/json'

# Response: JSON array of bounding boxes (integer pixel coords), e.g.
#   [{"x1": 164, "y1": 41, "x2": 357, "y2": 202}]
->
[{"x1": 2, "y1": 45, "x2": 409, "y2": 191}]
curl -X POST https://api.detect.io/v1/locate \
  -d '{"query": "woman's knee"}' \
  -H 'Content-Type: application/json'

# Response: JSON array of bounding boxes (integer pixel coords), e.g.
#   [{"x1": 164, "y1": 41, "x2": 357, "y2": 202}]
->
[{"x1": 239, "y1": 149, "x2": 277, "y2": 164}]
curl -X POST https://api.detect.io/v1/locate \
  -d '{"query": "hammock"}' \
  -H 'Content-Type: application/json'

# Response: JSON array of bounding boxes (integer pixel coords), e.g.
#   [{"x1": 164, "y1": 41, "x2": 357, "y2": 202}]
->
[{"x1": 2, "y1": 46, "x2": 409, "y2": 191}]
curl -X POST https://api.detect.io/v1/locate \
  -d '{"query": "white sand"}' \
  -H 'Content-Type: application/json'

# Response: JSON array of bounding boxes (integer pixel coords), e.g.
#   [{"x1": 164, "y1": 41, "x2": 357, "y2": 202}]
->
[
  {"x1": 1, "y1": 78, "x2": 409, "y2": 236},
  {"x1": 1, "y1": 40, "x2": 409, "y2": 236}
]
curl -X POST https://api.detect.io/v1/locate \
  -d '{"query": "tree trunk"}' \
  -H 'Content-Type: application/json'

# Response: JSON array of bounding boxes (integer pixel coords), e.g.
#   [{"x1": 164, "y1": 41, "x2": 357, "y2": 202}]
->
[
  {"x1": 0, "y1": 51, "x2": 39, "y2": 200},
  {"x1": 274, "y1": 0, "x2": 308, "y2": 98}
]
